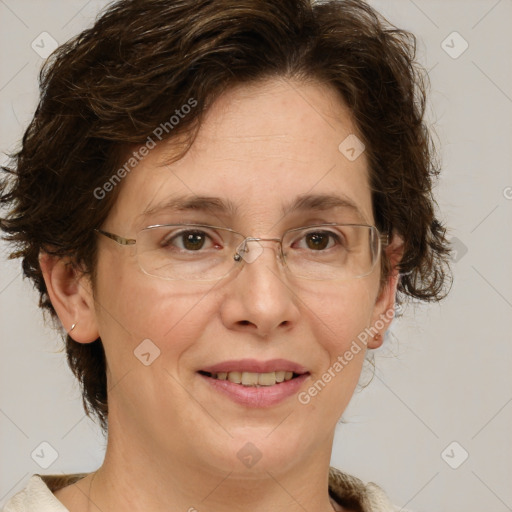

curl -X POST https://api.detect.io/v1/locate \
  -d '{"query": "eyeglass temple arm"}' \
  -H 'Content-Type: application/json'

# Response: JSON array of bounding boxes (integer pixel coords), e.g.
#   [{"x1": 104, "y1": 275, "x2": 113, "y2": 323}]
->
[{"x1": 95, "y1": 229, "x2": 136, "y2": 246}]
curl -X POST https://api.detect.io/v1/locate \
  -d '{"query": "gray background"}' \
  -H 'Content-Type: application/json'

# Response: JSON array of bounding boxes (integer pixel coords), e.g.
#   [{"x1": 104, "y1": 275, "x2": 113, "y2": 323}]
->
[{"x1": 1, "y1": 1, "x2": 511, "y2": 510}]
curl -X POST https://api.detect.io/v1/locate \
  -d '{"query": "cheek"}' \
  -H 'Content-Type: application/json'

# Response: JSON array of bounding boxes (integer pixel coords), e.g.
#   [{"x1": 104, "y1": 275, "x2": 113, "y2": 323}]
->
[
  {"x1": 302, "y1": 278, "x2": 376, "y2": 352},
  {"x1": 301, "y1": 282, "x2": 376, "y2": 416},
  {"x1": 93, "y1": 251, "x2": 215, "y2": 376},
  {"x1": 290, "y1": 282, "x2": 376, "y2": 423}
]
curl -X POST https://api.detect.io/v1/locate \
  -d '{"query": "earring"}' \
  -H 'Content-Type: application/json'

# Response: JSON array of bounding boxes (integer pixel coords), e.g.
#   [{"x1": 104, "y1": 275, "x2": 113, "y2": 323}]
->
[
  {"x1": 69, "y1": 323, "x2": 77, "y2": 332},
  {"x1": 373, "y1": 333, "x2": 382, "y2": 342}
]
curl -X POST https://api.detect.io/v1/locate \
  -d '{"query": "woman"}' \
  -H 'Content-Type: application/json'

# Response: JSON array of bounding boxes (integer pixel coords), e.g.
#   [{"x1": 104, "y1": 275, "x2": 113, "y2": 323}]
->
[{"x1": 0, "y1": 0, "x2": 451, "y2": 510}]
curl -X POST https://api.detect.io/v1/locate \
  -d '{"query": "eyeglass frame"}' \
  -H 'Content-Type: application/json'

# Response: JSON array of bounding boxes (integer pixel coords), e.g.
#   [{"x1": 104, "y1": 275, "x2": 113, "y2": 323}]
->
[{"x1": 94, "y1": 222, "x2": 390, "y2": 281}]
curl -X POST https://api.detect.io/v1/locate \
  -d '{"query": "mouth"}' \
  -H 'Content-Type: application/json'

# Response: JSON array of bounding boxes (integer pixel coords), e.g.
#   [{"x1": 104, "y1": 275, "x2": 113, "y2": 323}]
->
[
  {"x1": 197, "y1": 370, "x2": 306, "y2": 387},
  {"x1": 197, "y1": 359, "x2": 311, "y2": 407}
]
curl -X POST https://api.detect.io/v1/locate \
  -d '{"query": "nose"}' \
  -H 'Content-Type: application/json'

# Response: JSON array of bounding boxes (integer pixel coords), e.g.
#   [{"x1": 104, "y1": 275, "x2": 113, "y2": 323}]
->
[{"x1": 219, "y1": 239, "x2": 300, "y2": 338}]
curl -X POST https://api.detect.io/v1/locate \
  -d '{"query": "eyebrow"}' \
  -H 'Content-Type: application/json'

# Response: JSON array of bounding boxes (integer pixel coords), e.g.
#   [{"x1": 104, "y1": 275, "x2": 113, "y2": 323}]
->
[
  {"x1": 284, "y1": 193, "x2": 363, "y2": 219},
  {"x1": 139, "y1": 193, "x2": 364, "y2": 222},
  {"x1": 140, "y1": 195, "x2": 239, "y2": 219}
]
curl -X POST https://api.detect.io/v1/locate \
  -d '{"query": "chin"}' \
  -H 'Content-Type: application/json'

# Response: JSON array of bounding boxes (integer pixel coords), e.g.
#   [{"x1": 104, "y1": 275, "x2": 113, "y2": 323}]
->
[{"x1": 196, "y1": 427, "x2": 312, "y2": 478}]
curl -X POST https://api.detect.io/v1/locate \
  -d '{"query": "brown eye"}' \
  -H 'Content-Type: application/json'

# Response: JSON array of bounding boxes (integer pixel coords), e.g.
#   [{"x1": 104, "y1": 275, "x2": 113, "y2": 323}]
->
[
  {"x1": 181, "y1": 231, "x2": 207, "y2": 251},
  {"x1": 162, "y1": 229, "x2": 216, "y2": 251},
  {"x1": 296, "y1": 230, "x2": 341, "y2": 251},
  {"x1": 306, "y1": 233, "x2": 330, "y2": 251}
]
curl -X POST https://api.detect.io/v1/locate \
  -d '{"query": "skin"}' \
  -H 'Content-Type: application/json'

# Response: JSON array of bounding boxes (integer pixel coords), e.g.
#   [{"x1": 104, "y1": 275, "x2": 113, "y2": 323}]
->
[{"x1": 41, "y1": 77, "x2": 403, "y2": 512}]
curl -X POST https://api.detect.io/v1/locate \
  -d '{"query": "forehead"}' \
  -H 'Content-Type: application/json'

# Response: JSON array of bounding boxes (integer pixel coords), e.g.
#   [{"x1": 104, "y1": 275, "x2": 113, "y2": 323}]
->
[{"x1": 107, "y1": 78, "x2": 373, "y2": 232}]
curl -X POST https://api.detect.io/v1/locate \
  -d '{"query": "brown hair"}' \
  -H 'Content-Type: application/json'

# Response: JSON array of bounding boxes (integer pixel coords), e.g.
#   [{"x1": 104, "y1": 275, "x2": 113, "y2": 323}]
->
[{"x1": 0, "y1": 0, "x2": 452, "y2": 432}]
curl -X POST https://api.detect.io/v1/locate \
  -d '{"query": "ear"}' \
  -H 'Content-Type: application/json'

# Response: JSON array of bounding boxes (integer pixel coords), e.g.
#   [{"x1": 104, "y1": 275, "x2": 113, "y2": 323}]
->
[
  {"x1": 39, "y1": 252, "x2": 100, "y2": 343},
  {"x1": 367, "y1": 233, "x2": 404, "y2": 349}
]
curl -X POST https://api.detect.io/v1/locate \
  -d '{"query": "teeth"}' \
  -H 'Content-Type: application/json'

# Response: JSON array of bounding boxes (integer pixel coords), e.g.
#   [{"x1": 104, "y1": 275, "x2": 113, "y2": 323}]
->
[
  {"x1": 257, "y1": 372, "x2": 277, "y2": 386},
  {"x1": 211, "y1": 370, "x2": 297, "y2": 386},
  {"x1": 227, "y1": 371, "x2": 241, "y2": 384},
  {"x1": 241, "y1": 372, "x2": 260, "y2": 386}
]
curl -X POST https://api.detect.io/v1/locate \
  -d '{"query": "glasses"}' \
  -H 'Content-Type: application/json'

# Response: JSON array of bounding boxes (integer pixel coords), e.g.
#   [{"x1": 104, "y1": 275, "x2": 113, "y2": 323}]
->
[{"x1": 95, "y1": 223, "x2": 388, "y2": 281}]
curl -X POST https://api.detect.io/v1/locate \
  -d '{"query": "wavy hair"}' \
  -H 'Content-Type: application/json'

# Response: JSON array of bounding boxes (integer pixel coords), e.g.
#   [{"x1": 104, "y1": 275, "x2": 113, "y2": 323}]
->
[{"x1": 0, "y1": 0, "x2": 452, "y2": 432}]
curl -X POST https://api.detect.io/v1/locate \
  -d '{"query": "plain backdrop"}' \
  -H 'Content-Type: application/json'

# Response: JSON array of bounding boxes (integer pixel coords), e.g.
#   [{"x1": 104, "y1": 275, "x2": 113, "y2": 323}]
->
[{"x1": 1, "y1": 1, "x2": 511, "y2": 510}]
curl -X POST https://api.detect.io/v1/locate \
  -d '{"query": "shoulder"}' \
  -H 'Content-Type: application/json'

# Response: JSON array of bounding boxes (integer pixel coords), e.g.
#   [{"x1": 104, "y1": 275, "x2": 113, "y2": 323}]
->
[
  {"x1": 328, "y1": 466, "x2": 408, "y2": 512},
  {"x1": 2, "y1": 473, "x2": 87, "y2": 512},
  {"x1": 6, "y1": 470, "x2": 407, "y2": 512}
]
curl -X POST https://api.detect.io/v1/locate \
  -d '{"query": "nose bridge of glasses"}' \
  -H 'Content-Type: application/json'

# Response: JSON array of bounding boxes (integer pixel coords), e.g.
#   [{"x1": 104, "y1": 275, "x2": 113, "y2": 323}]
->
[{"x1": 234, "y1": 237, "x2": 283, "y2": 264}]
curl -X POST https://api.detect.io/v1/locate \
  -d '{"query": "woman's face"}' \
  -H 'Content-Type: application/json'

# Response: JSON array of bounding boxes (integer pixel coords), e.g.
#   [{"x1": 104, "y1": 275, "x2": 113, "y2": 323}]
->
[{"x1": 88, "y1": 78, "x2": 398, "y2": 476}]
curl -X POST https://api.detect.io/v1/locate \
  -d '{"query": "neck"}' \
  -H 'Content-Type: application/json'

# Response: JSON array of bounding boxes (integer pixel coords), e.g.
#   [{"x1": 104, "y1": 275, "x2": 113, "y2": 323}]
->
[{"x1": 88, "y1": 413, "x2": 338, "y2": 512}]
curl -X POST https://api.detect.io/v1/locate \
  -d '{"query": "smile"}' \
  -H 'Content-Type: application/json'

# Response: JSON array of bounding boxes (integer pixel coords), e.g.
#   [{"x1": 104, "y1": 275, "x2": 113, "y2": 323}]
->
[
  {"x1": 198, "y1": 370, "x2": 301, "y2": 387},
  {"x1": 197, "y1": 359, "x2": 310, "y2": 407}
]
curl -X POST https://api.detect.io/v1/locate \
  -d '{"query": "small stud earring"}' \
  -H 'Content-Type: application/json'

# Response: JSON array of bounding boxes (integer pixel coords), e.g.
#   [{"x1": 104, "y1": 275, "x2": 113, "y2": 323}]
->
[
  {"x1": 69, "y1": 323, "x2": 77, "y2": 332},
  {"x1": 373, "y1": 333, "x2": 382, "y2": 342}
]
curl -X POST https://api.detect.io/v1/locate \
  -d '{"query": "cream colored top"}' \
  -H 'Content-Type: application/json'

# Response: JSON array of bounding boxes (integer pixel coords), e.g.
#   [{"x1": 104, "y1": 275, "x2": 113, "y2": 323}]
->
[{"x1": 2, "y1": 467, "x2": 404, "y2": 511}]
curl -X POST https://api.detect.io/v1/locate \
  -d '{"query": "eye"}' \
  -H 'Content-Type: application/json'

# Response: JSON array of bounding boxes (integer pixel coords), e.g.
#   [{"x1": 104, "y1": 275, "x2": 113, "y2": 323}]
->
[
  {"x1": 162, "y1": 228, "x2": 221, "y2": 251},
  {"x1": 294, "y1": 229, "x2": 344, "y2": 251}
]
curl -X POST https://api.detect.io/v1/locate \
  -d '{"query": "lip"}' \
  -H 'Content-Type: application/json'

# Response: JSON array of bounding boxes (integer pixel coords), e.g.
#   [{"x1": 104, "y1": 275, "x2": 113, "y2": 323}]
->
[
  {"x1": 200, "y1": 358, "x2": 309, "y2": 374},
  {"x1": 199, "y1": 371, "x2": 310, "y2": 407}
]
